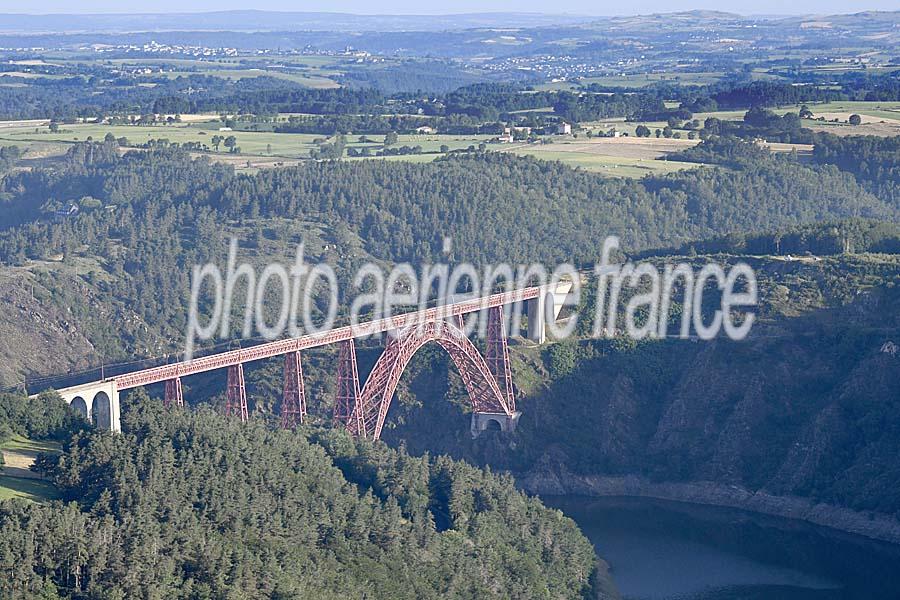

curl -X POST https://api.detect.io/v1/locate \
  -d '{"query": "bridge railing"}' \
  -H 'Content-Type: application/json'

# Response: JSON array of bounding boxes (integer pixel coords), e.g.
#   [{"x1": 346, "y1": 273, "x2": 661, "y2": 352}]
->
[
  {"x1": 113, "y1": 285, "x2": 549, "y2": 390},
  {"x1": 23, "y1": 335, "x2": 272, "y2": 395}
]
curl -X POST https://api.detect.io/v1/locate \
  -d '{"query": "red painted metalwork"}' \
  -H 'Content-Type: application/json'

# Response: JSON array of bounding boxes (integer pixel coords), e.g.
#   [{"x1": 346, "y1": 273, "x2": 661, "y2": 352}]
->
[
  {"x1": 62, "y1": 284, "x2": 562, "y2": 436},
  {"x1": 113, "y1": 285, "x2": 548, "y2": 390},
  {"x1": 333, "y1": 340, "x2": 362, "y2": 434},
  {"x1": 225, "y1": 364, "x2": 249, "y2": 422},
  {"x1": 486, "y1": 305, "x2": 515, "y2": 412},
  {"x1": 281, "y1": 351, "x2": 306, "y2": 429},
  {"x1": 164, "y1": 377, "x2": 183, "y2": 408},
  {"x1": 350, "y1": 319, "x2": 513, "y2": 440}
]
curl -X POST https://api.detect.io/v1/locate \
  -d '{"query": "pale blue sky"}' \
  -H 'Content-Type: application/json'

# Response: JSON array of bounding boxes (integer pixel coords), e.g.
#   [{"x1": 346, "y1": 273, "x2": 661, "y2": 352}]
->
[{"x1": 5, "y1": 1, "x2": 898, "y2": 16}]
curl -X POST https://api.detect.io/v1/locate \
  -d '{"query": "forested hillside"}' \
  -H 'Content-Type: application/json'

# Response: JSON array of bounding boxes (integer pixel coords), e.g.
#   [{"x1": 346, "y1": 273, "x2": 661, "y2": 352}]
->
[
  {"x1": 381, "y1": 255, "x2": 900, "y2": 525},
  {"x1": 0, "y1": 392, "x2": 599, "y2": 599},
  {"x1": 1, "y1": 137, "x2": 899, "y2": 538},
  {"x1": 0, "y1": 143, "x2": 896, "y2": 387},
  {"x1": 2, "y1": 143, "x2": 894, "y2": 269},
  {"x1": 813, "y1": 135, "x2": 900, "y2": 208}
]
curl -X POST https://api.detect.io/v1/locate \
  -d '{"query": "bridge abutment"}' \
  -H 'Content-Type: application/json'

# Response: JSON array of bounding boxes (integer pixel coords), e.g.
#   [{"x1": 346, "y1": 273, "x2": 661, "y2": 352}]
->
[
  {"x1": 525, "y1": 282, "x2": 574, "y2": 344},
  {"x1": 526, "y1": 293, "x2": 547, "y2": 343},
  {"x1": 470, "y1": 411, "x2": 521, "y2": 438},
  {"x1": 52, "y1": 380, "x2": 121, "y2": 432}
]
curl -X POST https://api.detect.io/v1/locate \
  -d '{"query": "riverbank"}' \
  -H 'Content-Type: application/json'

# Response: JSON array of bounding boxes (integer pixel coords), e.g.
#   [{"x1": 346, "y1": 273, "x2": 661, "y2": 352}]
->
[{"x1": 519, "y1": 460, "x2": 900, "y2": 546}]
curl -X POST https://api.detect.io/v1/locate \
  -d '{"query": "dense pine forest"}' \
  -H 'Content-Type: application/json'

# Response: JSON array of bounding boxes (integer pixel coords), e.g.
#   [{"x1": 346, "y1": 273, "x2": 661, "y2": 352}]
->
[{"x1": 0, "y1": 391, "x2": 598, "y2": 599}]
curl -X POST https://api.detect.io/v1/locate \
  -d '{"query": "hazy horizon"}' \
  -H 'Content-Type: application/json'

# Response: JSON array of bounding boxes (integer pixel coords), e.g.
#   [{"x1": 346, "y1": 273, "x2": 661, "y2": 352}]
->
[{"x1": 3, "y1": 3, "x2": 898, "y2": 17}]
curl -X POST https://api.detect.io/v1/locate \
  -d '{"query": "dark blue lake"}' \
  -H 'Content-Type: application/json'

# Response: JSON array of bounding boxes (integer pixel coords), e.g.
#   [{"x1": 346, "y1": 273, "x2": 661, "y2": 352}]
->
[{"x1": 545, "y1": 496, "x2": 900, "y2": 600}]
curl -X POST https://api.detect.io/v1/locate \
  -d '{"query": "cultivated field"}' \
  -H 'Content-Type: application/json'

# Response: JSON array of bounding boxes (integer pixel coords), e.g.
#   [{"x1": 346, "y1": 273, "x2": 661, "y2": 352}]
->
[
  {"x1": 691, "y1": 101, "x2": 900, "y2": 136},
  {"x1": 516, "y1": 136, "x2": 700, "y2": 159},
  {"x1": 535, "y1": 69, "x2": 783, "y2": 91},
  {"x1": 85, "y1": 56, "x2": 347, "y2": 89},
  {"x1": 0, "y1": 100, "x2": 892, "y2": 176},
  {"x1": 497, "y1": 136, "x2": 704, "y2": 176},
  {"x1": 0, "y1": 116, "x2": 708, "y2": 177}
]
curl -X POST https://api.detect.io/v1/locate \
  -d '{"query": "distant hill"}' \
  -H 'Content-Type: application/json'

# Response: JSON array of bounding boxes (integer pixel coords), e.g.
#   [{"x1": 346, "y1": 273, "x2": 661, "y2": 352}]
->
[
  {"x1": 0, "y1": 9, "x2": 895, "y2": 58},
  {"x1": 0, "y1": 10, "x2": 596, "y2": 34}
]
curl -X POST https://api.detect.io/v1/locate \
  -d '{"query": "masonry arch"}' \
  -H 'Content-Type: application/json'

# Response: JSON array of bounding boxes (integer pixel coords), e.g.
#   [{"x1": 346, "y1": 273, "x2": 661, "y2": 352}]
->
[
  {"x1": 483, "y1": 417, "x2": 503, "y2": 431},
  {"x1": 91, "y1": 391, "x2": 112, "y2": 430},
  {"x1": 70, "y1": 396, "x2": 89, "y2": 420}
]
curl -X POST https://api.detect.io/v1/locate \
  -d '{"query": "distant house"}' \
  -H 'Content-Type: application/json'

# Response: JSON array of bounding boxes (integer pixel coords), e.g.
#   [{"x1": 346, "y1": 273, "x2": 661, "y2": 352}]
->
[
  {"x1": 54, "y1": 203, "x2": 79, "y2": 221},
  {"x1": 415, "y1": 125, "x2": 436, "y2": 134},
  {"x1": 218, "y1": 127, "x2": 233, "y2": 132},
  {"x1": 557, "y1": 122, "x2": 572, "y2": 135}
]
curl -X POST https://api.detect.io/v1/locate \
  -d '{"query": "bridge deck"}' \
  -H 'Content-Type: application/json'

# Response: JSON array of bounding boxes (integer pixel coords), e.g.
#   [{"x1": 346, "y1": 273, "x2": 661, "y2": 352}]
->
[{"x1": 113, "y1": 286, "x2": 546, "y2": 390}]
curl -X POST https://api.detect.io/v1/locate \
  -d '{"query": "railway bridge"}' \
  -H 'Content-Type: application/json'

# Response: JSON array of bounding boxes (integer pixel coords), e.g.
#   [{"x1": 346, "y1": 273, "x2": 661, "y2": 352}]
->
[{"x1": 47, "y1": 282, "x2": 572, "y2": 440}]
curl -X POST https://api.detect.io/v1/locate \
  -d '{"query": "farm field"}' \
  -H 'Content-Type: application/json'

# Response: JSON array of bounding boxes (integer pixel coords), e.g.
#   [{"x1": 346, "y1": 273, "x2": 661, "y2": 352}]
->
[
  {"x1": 94, "y1": 55, "x2": 372, "y2": 88},
  {"x1": 499, "y1": 137, "x2": 704, "y2": 177},
  {"x1": 0, "y1": 435, "x2": 60, "y2": 503},
  {"x1": 538, "y1": 69, "x2": 784, "y2": 91},
  {"x1": 0, "y1": 121, "x2": 319, "y2": 159},
  {"x1": 506, "y1": 149, "x2": 699, "y2": 177},
  {"x1": 510, "y1": 136, "x2": 700, "y2": 159},
  {"x1": 532, "y1": 72, "x2": 726, "y2": 90},
  {"x1": 793, "y1": 101, "x2": 900, "y2": 136},
  {"x1": 0, "y1": 97, "x2": 870, "y2": 176},
  {"x1": 790, "y1": 100, "x2": 900, "y2": 119},
  {"x1": 580, "y1": 71, "x2": 731, "y2": 87},
  {"x1": 804, "y1": 121, "x2": 900, "y2": 137},
  {"x1": 0, "y1": 120, "x2": 499, "y2": 164},
  {"x1": 0, "y1": 117, "x2": 711, "y2": 177},
  {"x1": 690, "y1": 101, "x2": 900, "y2": 136}
]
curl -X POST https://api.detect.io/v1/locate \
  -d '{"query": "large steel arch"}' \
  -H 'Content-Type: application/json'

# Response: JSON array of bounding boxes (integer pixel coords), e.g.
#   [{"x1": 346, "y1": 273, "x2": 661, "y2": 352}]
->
[{"x1": 349, "y1": 319, "x2": 514, "y2": 440}]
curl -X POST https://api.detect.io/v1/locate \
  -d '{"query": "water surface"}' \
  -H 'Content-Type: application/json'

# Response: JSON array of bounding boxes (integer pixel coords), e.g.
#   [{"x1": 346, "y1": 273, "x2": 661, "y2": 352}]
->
[{"x1": 545, "y1": 496, "x2": 900, "y2": 600}]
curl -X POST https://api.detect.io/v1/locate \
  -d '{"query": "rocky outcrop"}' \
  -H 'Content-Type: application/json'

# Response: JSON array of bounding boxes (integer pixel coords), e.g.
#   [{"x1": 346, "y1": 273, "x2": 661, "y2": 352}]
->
[
  {"x1": 0, "y1": 268, "x2": 165, "y2": 389},
  {"x1": 0, "y1": 271, "x2": 98, "y2": 388}
]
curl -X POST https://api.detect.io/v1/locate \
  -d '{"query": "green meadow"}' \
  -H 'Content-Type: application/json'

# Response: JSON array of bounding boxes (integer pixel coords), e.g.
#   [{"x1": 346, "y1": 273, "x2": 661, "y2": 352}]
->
[{"x1": 0, "y1": 435, "x2": 60, "y2": 503}]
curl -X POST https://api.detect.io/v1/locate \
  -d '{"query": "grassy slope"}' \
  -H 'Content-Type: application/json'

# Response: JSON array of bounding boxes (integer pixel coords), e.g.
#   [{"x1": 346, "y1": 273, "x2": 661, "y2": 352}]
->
[{"x1": 0, "y1": 434, "x2": 60, "y2": 502}]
